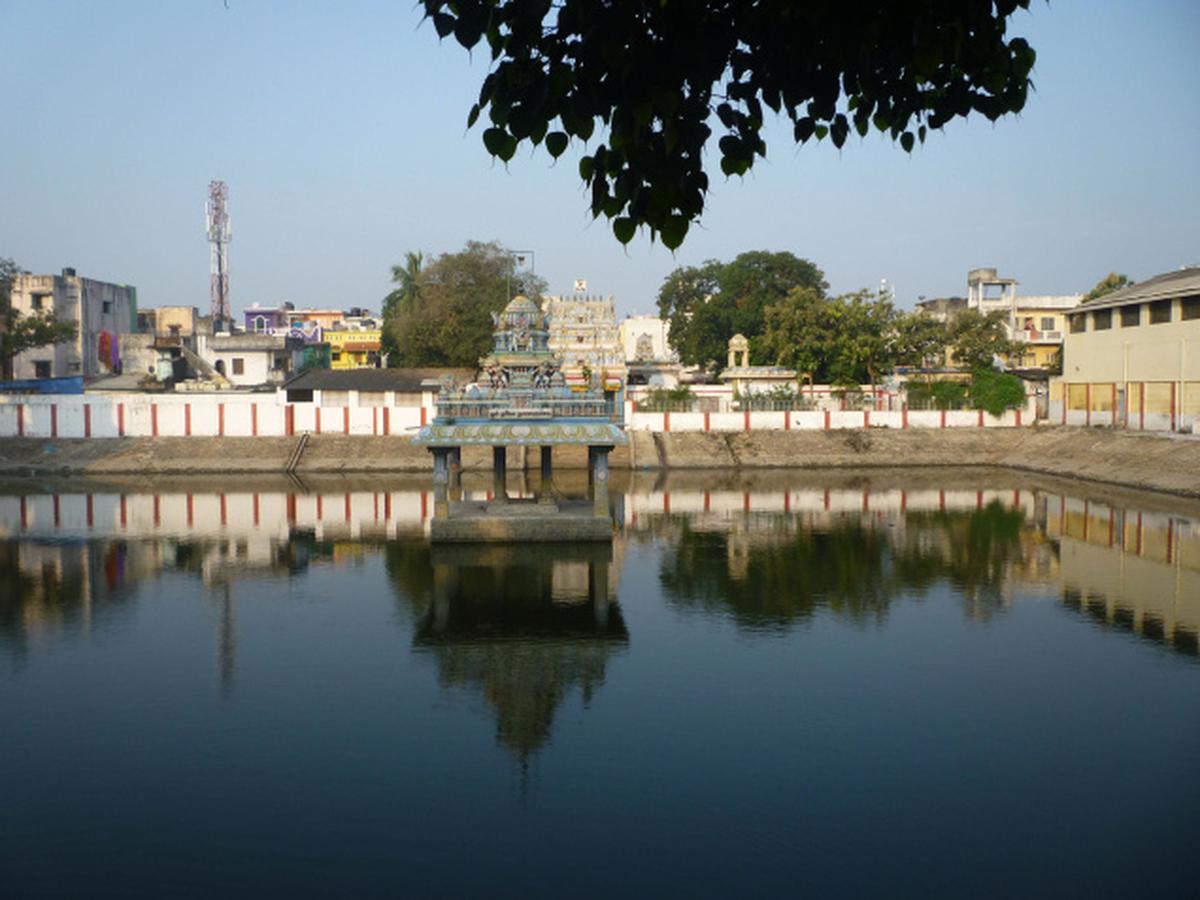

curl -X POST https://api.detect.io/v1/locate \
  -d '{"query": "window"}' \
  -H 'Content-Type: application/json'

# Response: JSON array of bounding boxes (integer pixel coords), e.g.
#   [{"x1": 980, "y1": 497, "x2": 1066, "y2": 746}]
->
[
  {"x1": 331, "y1": 352, "x2": 342, "y2": 361},
  {"x1": 1068, "y1": 314, "x2": 1086, "y2": 334},
  {"x1": 102, "y1": 300, "x2": 113, "y2": 314},
  {"x1": 255, "y1": 316, "x2": 266, "y2": 333},
  {"x1": 1092, "y1": 309, "x2": 1112, "y2": 330},
  {"x1": 31, "y1": 294, "x2": 47, "y2": 310},
  {"x1": 34, "y1": 361, "x2": 51, "y2": 379},
  {"x1": 1182, "y1": 296, "x2": 1200, "y2": 321},
  {"x1": 232, "y1": 358, "x2": 245, "y2": 375},
  {"x1": 286, "y1": 388, "x2": 314, "y2": 403},
  {"x1": 1120, "y1": 305, "x2": 1140, "y2": 327},
  {"x1": 1040, "y1": 317, "x2": 1055, "y2": 331},
  {"x1": 169, "y1": 324, "x2": 181, "y2": 336},
  {"x1": 1149, "y1": 300, "x2": 1172, "y2": 324}
]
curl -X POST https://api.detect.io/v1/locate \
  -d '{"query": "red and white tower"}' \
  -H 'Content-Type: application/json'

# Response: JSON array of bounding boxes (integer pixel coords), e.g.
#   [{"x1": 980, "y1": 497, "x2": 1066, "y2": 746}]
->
[{"x1": 206, "y1": 180, "x2": 232, "y2": 327}]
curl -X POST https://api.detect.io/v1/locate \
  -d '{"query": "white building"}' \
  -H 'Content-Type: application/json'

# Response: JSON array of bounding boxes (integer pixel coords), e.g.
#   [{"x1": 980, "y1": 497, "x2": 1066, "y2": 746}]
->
[
  {"x1": 544, "y1": 294, "x2": 626, "y2": 389},
  {"x1": 205, "y1": 334, "x2": 305, "y2": 387},
  {"x1": 7, "y1": 268, "x2": 136, "y2": 379},
  {"x1": 618, "y1": 315, "x2": 674, "y2": 363}
]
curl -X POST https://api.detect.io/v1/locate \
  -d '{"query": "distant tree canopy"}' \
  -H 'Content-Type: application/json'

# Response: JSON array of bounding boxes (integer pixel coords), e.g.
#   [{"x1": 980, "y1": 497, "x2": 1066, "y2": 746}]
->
[
  {"x1": 382, "y1": 241, "x2": 546, "y2": 368},
  {"x1": 1, "y1": 257, "x2": 78, "y2": 380},
  {"x1": 760, "y1": 289, "x2": 900, "y2": 387},
  {"x1": 760, "y1": 290, "x2": 1019, "y2": 387},
  {"x1": 1083, "y1": 272, "x2": 1132, "y2": 303},
  {"x1": 657, "y1": 251, "x2": 827, "y2": 369},
  {"x1": 421, "y1": 0, "x2": 1038, "y2": 247}
]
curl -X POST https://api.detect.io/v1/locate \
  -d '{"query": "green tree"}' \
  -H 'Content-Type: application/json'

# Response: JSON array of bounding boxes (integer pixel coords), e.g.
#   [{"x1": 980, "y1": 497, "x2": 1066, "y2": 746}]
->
[
  {"x1": 658, "y1": 251, "x2": 826, "y2": 369},
  {"x1": 947, "y1": 309, "x2": 1016, "y2": 372},
  {"x1": 1, "y1": 257, "x2": 78, "y2": 380},
  {"x1": 421, "y1": 1, "x2": 1038, "y2": 247},
  {"x1": 1083, "y1": 272, "x2": 1132, "y2": 302},
  {"x1": 384, "y1": 241, "x2": 546, "y2": 368},
  {"x1": 891, "y1": 311, "x2": 949, "y2": 369},
  {"x1": 382, "y1": 251, "x2": 424, "y2": 364},
  {"x1": 968, "y1": 368, "x2": 1027, "y2": 416},
  {"x1": 760, "y1": 288, "x2": 897, "y2": 386}
]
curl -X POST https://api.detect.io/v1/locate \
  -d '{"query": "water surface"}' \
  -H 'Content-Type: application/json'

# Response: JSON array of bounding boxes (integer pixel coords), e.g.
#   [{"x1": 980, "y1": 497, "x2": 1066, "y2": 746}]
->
[{"x1": 2, "y1": 472, "x2": 1198, "y2": 898}]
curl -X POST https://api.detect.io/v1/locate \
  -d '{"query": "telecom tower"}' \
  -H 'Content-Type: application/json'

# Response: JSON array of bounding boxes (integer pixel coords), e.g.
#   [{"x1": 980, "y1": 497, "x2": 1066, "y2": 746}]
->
[{"x1": 206, "y1": 181, "x2": 231, "y2": 327}]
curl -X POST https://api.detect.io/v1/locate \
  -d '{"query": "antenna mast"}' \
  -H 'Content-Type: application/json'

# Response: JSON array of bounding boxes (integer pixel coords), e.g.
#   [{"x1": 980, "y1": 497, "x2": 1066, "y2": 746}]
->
[{"x1": 206, "y1": 181, "x2": 231, "y2": 327}]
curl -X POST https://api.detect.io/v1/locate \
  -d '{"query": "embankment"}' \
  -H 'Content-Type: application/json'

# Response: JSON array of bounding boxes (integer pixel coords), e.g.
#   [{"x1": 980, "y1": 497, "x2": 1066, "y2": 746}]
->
[{"x1": 0, "y1": 427, "x2": 1197, "y2": 498}]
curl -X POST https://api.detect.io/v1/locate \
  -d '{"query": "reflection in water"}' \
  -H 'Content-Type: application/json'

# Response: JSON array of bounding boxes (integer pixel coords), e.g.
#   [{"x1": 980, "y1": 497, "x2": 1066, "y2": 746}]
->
[
  {"x1": 405, "y1": 543, "x2": 627, "y2": 763},
  {"x1": 1, "y1": 478, "x2": 1197, "y2": 673},
  {"x1": 657, "y1": 500, "x2": 1033, "y2": 630},
  {"x1": 2, "y1": 476, "x2": 1198, "y2": 897}
]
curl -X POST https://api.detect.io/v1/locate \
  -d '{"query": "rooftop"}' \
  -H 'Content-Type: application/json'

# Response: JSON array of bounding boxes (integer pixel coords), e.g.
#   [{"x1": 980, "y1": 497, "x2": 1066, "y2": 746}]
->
[{"x1": 1076, "y1": 267, "x2": 1200, "y2": 312}]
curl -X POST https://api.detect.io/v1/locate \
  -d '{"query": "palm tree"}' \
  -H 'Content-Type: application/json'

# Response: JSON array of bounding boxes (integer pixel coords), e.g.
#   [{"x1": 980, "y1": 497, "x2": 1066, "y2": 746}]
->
[{"x1": 385, "y1": 251, "x2": 424, "y2": 316}]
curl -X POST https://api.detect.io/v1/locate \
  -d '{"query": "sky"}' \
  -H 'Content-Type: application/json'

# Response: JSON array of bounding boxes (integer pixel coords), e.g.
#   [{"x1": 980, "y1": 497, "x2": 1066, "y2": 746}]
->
[{"x1": 2, "y1": 0, "x2": 1198, "y2": 318}]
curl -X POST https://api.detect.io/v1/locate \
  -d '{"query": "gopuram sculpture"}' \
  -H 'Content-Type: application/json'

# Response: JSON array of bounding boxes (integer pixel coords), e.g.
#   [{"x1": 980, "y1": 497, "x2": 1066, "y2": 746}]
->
[{"x1": 412, "y1": 295, "x2": 627, "y2": 542}]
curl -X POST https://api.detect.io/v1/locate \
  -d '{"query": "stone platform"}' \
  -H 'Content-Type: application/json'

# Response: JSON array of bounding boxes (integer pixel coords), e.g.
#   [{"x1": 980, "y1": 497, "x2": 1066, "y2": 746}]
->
[{"x1": 430, "y1": 499, "x2": 614, "y2": 542}]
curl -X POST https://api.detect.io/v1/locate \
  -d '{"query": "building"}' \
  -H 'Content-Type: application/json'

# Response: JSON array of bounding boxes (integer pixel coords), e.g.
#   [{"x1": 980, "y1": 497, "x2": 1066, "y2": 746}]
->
[
  {"x1": 544, "y1": 294, "x2": 626, "y2": 390},
  {"x1": 619, "y1": 315, "x2": 680, "y2": 386},
  {"x1": 205, "y1": 333, "x2": 306, "y2": 387},
  {"x1": 139, "y1": 306, "x2": 200, "y2": 339},
  {"x1": 619, "y1": 315, "x2": 672, "y2": 362},
  {"x1": 917, "y1": 269, "x2": 1082, "y2": 370},
  {"x1": 7, "y1": 268, "x2": 136, "y2": 379},
  {"x1": 325, "y1": 328, "x2": 382, "y2": 369},
  {"x1": 1053, "y1": 266, "x2": 1200, "y2": 431}
]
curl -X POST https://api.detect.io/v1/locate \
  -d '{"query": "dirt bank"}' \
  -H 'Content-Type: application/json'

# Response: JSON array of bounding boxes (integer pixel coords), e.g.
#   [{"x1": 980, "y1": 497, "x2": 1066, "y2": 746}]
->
[
  {"x1": 636, "y1": 427, "x2": 1200, "y2": 497},
  {"x1": 0, "y1": 427, "x2": 1196, "y2": 498}
]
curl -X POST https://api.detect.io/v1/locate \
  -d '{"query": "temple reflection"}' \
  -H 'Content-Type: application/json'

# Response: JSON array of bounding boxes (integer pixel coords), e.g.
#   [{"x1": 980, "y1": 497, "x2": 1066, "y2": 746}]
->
[{"x1": 411, "y1": 543, "x2": 628, "y2": 762}]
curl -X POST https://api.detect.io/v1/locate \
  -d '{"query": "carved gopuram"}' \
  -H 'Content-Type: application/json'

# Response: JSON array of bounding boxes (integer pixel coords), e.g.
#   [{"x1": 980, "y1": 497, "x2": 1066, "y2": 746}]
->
[{"x1": 412, "y1": 295, "x2": 627, "y2": 542}]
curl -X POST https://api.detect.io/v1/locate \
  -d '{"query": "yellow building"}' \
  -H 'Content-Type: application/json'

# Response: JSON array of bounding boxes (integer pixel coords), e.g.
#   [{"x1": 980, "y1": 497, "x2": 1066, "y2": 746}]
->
[
  {"x1": 325, "y1": 329, "x2": 382, "y2": 370},
  {"x1": 1051, "y1": 267, "x2": 1200, "y2": 431},
  {"x1": 917, "y1": 269, "x2": 1082, "y2": 371}
]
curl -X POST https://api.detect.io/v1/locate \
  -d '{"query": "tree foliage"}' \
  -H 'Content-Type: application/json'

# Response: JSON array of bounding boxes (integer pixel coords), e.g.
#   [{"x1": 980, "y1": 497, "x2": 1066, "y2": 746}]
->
[
  {"x1": 421, "y1": 0, "x2": 1038, "y2": 247},
  {"x1": 657, "y1": 251, "x2": 826, "y2": 369},
  {"x1": 968, "y1": 368, "x2": 1027, "y2": 416},
  {"x1": 760, "y1": 288, "x2": 898, "y2": 386},
  {"x1": 947, "y1": 308, "x2": 1016, "y2": 371},
  {"x1": 1, "y1": 258, "x2": 78, "y2": 380},
  {"x1": 382, "y1": 251, "x2": 424, "y2": 364},
  {"x1": 1083, "y1": 271, "x2": 1132, "y2": 303},
  {"x1": 383, "y1": 241, "x2": 546, "y2": 368}
]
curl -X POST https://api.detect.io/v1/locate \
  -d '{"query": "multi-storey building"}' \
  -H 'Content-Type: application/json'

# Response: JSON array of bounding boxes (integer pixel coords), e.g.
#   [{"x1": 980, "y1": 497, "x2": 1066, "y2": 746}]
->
[
  {"x1": 6, "y1": 268, "x2": 137, "y2": 380},
  {"x1": 325, "y1": 328, "x2": 382, "y2": 370},
  {"x1": 544, "y1": 294, "x2": 626, "y2": 390},
  {"x1": 916, "y1": 268, "x2": 1083, "y2": 370}
]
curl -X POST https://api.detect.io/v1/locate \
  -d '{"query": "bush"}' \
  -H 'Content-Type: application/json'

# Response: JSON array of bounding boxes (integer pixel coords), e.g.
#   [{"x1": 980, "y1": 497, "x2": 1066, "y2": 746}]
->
[
  {"x1": 907, "y1": 380, "x2": 967, "y2": 410},
  {"x1": 639, "y1": 385, "x2": 695, "y2": 411},
  {"x1": 969, "y1": 369, "x2": 1027, "y2": 417},
  {"x1": 734, "y1": 384, "x2": 814, "y2": 410}
]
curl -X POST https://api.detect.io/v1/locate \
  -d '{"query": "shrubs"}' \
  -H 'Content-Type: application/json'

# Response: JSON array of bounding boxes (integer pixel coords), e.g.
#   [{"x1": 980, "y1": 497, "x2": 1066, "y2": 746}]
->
[
  {"x1": 969, "y1": 369, "x2": 1027, "y2": 417},
  {"x1": 734, "y1": 385, "x2": 814, "y2": 410},
  {"x1": 906, "y1": 379, "x2": 967, "y2": 410},
  {"x1": 640, "y1": 386, "x2": 695, "y2": 411},
  {"x1": 906, "y1": 371, "x2": 1026, "y2": 416}
]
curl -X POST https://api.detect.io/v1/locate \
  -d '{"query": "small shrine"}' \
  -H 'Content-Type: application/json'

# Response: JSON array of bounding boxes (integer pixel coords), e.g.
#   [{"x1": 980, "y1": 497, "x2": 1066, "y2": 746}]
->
[
  {"x1": 718, "y1": 332, "x2": 797, "y2": 394},
  {"x1": 412, "y1": 295, "x2": 627, "y2": 542}
]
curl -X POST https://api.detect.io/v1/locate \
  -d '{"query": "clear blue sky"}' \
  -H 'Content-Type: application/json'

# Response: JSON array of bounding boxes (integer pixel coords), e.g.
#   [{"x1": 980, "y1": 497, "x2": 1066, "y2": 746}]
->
[{"x1": 2, "y1": 0, "x2": 1197, "y2": 316}]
